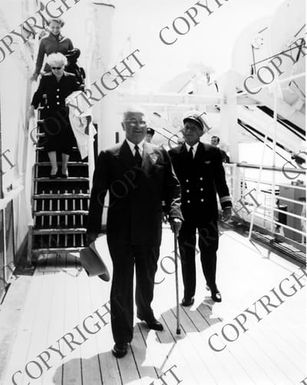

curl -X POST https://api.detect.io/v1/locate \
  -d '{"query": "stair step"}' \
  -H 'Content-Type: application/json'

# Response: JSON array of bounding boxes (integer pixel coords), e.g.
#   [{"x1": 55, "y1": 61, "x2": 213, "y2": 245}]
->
[
  {"x1": 33, "y1": 193, "x2": 90, "y2": 199},
  {"x1": 35, "y1": 162, "x2": 88, "y2": 167},
  {"x1": 36, "y1": 146, "x2": 79, "y2": 151},
  {"x1": 32, "y1": 247, "x2": 86, "y2": 254},
  {"x1": 33, "y1": 228, "x2": 87, "y2": 235},
  {"x1": 34, "y1": 210, "x2": 88, "y2": 216},
  {"x1": 34, "y1": 177, "x2": 89, "y2": 182}
]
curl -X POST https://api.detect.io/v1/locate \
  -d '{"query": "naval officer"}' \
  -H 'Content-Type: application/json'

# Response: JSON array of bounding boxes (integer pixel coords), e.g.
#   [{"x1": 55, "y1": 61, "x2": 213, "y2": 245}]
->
[{"x1": 169, "y1": 113, "x2": 232, "y2": 305}]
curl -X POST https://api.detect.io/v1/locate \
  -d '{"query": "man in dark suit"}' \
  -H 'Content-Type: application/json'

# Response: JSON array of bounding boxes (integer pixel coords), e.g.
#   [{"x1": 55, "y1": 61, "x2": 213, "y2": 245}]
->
[
  {"x1": 169, "y1": 113, "x2": 232, "y2": 306},
  {"x1": 86, "y1": 108, "x2": 182, "y2": 358},
  {"x1": 211, "y1": 135, "x2": 230, "y2": 163}
]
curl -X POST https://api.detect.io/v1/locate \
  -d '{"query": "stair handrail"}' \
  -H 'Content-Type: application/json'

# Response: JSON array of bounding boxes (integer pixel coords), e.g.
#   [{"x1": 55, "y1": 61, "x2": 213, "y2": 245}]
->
[{"x1": 24, "y1": 106, "x2": 38, "y2": 228}]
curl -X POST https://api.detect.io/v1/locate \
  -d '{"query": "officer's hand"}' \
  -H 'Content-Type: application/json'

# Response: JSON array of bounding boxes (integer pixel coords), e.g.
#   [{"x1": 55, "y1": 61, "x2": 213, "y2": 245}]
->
[
  {"x1": 222, "y1": 207, "x2": 232, "y2": 221},
  {"x1": 170, "y1": 218, "x2": 182, "y2": 235},
  {"x1": 162, "y1": 213, "x2": 168, "y2": 224},
  {"x1": 86, "y1": 233, "x2": 97, "y2": 247}
]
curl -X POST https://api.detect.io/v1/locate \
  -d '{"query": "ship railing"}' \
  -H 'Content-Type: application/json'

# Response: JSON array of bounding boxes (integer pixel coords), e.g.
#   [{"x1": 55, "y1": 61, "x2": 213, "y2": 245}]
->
[{"x1": 224, "y1": 162, "x2": 306, "y2": 255}]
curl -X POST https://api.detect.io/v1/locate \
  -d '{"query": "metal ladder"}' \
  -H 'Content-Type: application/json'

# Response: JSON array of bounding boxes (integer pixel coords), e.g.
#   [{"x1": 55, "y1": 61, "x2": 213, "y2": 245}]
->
[{"x1": 27, "y1": 112, "x2": 91, "y2": 263}]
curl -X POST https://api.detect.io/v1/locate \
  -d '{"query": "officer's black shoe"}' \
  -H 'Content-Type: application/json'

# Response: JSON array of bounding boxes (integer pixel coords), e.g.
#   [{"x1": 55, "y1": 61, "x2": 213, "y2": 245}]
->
[
  {"x1": 181, "y1": 297, "x2": 194, "y2": 306},
  {"x1": 138, "y1": 315, "x2": 164, "y2": 331},
  {"x1": 112, "y1": 343, "x2": 128, "y2": 358},
  {"x1": 211, "y1": 291, "x2": 222, "y2": 302}
]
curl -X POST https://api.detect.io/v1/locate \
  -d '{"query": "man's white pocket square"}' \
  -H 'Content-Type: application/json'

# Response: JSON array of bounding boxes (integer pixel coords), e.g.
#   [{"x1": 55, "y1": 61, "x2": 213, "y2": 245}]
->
[{"x1": 149, "y1": 153, "x2": 159, "y2": 164}]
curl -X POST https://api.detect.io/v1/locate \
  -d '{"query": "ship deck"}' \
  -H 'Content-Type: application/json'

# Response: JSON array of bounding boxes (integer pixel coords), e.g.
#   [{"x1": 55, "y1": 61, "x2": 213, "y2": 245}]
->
[{"x1": 0, "y1": 225, "x2": 306, "y2": 385}]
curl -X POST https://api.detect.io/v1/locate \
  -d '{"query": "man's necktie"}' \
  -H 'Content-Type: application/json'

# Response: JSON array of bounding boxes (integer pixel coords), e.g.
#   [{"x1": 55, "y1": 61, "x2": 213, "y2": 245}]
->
[
  {"x1": 134, "y1": 145, "x2": 142, "y2": 167},
  {"x1": 188, "y1": 146, "x2": 194, "y2": 161}
]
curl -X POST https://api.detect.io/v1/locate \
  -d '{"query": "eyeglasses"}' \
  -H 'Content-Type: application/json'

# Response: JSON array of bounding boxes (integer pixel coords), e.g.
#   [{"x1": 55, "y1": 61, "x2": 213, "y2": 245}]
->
[
  {"x1": 124, "y1": 119, "x2": 147, "y2": 127},
  {"x1": 51, "y1": 67, "x2": 62, "y2": 70}
]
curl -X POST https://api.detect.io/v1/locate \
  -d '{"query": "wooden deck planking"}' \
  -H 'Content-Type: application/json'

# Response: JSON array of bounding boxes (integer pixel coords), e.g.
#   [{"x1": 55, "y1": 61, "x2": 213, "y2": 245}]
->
[
  {"x1": 61, "y1": 254, "x2": 83, "y2": 385},
  {"x1": 165, "y1": 307, "x2": 254, "y2": 385},
  {"x1": 0, "y1": 273, "x2": 32, "y2": 381},
  {"x1": 192, "y1": 304, "x2": 252, "y2": 385},
  {"x1": 178, "y1": 304, "x2": 258, "y2": 385},
  {"x1": 129, "y1": 323, "x2": 159, "y2": 382},
  {"x1": 77, "y1": 257, "x2": 109, "y2": 385},
  {"x1": 243, "y1": 323, "x2": 303, "y2": 384},
  {"x1": 0, "y1": 228, "x2": 306, "y2": 385},
  {"x1": 197, "y1": 290, "x2": 305, "y2": 385},
  {"x1": 86, "y1": 275, "x2": 123, "y2": 385},
  {"x1": 1, "y1": 259, "x2": 48, "y2": 385},
  {"x1": 160, "y1": 310, "x2": 210, "y2": 385},
  {"x1": 40, "y1": 254, "x2": 67, "y2": 385},
  {"x1": 115, "y1": 340, "x2": 141, "y2": 384},
  {"x1": 35, "y1": 254, "x2": 62, "y2": 385},
  {"x1": 82, "y1": 243, "x2": 125, "y2": 385},
  {"x1": 166, "y1": 307, "x2": 219, "y2": 385}
]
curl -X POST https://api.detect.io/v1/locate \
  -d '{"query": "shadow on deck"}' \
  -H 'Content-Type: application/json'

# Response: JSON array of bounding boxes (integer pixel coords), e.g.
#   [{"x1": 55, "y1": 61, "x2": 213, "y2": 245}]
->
[{"x1": 0, "y1": 226, "x2": 306, "y2": 385}]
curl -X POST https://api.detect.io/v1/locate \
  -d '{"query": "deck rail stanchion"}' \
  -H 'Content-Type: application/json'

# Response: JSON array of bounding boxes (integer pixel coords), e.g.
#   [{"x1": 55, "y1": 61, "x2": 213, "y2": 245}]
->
[{"x1": 174, "y1": 232, "x2": 181, "y2": 335}]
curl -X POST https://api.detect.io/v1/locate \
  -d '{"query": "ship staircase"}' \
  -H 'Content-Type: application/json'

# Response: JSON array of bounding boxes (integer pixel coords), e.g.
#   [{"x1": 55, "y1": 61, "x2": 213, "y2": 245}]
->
[{"x1": 27, "y1": 105, "x2": 90, "y2": 263}]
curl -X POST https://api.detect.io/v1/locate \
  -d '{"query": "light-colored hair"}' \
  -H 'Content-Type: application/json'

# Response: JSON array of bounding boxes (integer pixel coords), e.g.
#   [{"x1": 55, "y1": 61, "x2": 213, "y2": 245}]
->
[
  {"x1": 123, "y1": 106, "x2": 146, "y2": 121},
  {"x1": 46, "y1": 52, "x2": 67, "y2": 67},
  {"x1": 47, "y1": 18, "x2": 65, "y2": 27}
]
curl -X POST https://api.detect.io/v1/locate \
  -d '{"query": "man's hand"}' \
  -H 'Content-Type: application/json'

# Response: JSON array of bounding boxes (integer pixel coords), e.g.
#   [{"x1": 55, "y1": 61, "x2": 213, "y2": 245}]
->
[
  {"x1": 222, "y1": 207, "x2": 232, "y2": 221},
  {"x1": 84, "y1": 115, "x2": 92, "y2": 135},
  {"x1": 170, "y1": 218, "x2": 182, "y2": 235}
]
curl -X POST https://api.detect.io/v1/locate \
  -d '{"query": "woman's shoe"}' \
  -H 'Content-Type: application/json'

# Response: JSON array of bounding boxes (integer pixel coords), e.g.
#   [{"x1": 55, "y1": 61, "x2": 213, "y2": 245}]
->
[
  {"x1": 58, "y1": 170, "x2": 68, "y2": 178},
  {"x1": 50, "y1": 166, "x2": 58, "y2": 179},
  {"x1": 50, "y1": 169, "x2": 58, "y2": 179}
]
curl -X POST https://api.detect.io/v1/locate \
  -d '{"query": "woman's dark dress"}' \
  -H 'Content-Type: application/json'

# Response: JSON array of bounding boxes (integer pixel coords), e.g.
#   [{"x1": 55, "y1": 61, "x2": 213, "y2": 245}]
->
[{"x1": 31, "y1": 72, "x2": 80, "y2": 154}]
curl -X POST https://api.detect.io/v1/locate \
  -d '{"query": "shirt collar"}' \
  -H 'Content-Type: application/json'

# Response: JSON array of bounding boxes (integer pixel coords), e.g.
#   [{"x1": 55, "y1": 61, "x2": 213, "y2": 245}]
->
[
  {"x1": 185, "y1": 142, "x2": 199, "y2": 152},
  {"x1": 49, "y1": 33, "x2": 64, "y2": 41},
  {"x1": 126, "y1": 138, "x2": 145, "y2": 154}
]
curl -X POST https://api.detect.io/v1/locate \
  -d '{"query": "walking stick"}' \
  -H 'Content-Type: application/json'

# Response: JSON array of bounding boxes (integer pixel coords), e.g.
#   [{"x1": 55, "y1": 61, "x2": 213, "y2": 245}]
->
[{"x1": 174, "y1": 232, "x2": 181, "y2": 335}]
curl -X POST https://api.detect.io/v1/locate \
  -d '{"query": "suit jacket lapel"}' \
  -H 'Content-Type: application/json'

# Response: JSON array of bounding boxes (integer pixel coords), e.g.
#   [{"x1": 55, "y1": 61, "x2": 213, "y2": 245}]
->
[
  {"x1": 194, "y1": 142, "x2": 205, "y2": 162},
  {"x1": 142, "y1": 142, "x2": 155, "y2": 173},
  {"x1": 180, "y1": 143, "x2": 189, "y2": 160}
]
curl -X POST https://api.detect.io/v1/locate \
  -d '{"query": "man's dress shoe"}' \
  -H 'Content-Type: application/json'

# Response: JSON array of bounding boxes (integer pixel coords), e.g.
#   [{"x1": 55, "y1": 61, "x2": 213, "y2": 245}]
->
[
  {"x1": 138, "y1": 315, "x2": 164, "y2": 331},
  {"x1": 211, "y1": 291, "x2": 222, "y2": 302},
  {"x1": 181, "y1": 297, "x2": 194, "y2": 306},
  {"x1": 112, "y1": 343, "x2": 128, "y2": 358}
]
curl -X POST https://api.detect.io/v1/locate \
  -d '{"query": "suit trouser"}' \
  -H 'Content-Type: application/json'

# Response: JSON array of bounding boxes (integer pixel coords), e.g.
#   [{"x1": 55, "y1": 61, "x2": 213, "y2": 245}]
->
[
  {"x1": 107, "y1": 241, "x2": 159, "y2": 344},
  {"x1": 178, "y1": 221, "x2": 219, "y2": 299}
]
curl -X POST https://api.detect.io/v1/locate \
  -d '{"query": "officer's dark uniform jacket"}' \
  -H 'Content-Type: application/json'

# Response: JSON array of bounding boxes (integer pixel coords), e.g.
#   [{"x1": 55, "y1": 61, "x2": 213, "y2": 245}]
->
[{"x1": 169, "y1": 142, "x2": 232, "y2": 224}]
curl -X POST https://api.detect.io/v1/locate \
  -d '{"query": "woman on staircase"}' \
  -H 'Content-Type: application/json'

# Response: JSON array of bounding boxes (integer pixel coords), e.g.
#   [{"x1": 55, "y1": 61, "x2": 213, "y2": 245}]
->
[
  {"x1": 31, "y1": 18, "x2": 74, "y2": 82},
  {"x1": 29, "y1": 52, "x2": 81, "y2": 178}
]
